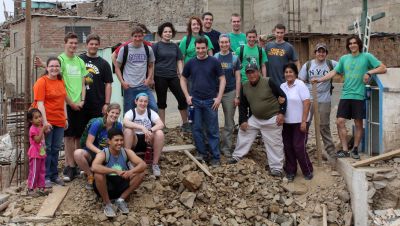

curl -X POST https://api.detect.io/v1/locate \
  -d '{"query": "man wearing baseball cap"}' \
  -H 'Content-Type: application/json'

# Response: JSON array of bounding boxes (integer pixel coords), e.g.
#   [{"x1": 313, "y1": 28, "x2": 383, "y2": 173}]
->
[
  {"x1": 298, "y1": 43, "x2": 337, "y2": 162},
  {"x1": 228, "y1": 63, "x2": 287, "y2": 177}
]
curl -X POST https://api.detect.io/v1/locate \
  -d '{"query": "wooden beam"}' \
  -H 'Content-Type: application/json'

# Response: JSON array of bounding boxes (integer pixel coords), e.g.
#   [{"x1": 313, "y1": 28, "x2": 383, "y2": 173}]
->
[
  {"x1": 322, "y1": 204, "x2": 328, "y2": 226},
  {"x1": 0, "y1": 201, "x2": 10, "y2": 212},
  {"x1": 162, "y1": 145, "x2": 195, "y2": 153},
  {"x1": 37, "y1": 186, "x2": 69, "y2": 217},
  {"x1": 312, "y1": 83, "x2": 322, "y2": 166},
  {"x1": 352, "y1": 148, "x2": 400, "y2": 168},
  {"x1": 183, "y1": 150, "x2": 213, "y2": 178}
]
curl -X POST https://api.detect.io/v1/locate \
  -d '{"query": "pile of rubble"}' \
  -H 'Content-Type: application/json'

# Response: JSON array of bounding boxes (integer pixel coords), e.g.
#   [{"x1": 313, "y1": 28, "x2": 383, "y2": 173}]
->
[
  {"x1": 0, "y1": 128, "x2": 353, "y2": 225},
  {"x1": 366, "y1": 157, "x2": 400, "y2": 226}
]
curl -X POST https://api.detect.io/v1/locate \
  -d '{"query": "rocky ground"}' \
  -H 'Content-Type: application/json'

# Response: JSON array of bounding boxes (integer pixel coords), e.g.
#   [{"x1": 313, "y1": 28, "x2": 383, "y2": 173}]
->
[{"x1": 0, "y1": 126, "x2": 354, "y2": 226}]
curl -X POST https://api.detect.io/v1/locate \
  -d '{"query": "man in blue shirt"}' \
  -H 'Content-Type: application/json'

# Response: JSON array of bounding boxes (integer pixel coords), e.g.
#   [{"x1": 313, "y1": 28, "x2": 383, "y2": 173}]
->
[{"x1": 180, "y1": 36, "x2": 226, "y2": 166}]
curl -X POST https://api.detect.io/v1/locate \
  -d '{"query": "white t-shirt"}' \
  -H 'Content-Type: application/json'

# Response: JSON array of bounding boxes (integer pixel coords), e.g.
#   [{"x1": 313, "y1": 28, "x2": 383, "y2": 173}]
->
[
  {"x1": 123, "y1": 108, "x2": 160, "y2": 134},
  {"x1": 298, "y1": 59, "x2": 338, "y2": 103},
  {"x1": 280, "y1": 79, "x2": 310, "y2": 123}
]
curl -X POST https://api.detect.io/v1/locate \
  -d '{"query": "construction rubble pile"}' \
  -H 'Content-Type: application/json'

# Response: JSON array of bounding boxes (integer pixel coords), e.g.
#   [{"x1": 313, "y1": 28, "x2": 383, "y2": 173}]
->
[
  {"x1": 366, "y1": 158, "x2": 400, "y2": 226},
  {"x1": 0, "y1": 128, "x2": 354, "y2": 225}
]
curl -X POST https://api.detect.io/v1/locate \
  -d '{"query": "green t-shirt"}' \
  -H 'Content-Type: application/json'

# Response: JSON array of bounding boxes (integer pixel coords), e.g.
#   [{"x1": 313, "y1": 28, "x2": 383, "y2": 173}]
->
[
  {"x1": 179, "y1": 35, "x2": 214, "y2": 64},
  {"x1": 335, "y1": 52, "x2": 381, "y2": 100},
  {"x1": 235, "y1": 45, "x2": 268, "y2": 83},
  {"x1": 58, "y1": 53, "x2": 87, "y2": 103},
  {"x1": 229, "y1": 32, "x2": 247, "y2": 51}
]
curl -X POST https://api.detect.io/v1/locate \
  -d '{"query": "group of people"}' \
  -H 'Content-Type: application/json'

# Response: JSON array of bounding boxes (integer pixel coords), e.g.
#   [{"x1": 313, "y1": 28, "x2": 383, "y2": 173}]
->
[{"x1": 25, "y1": 11, "x2": 386, "y2": 218}]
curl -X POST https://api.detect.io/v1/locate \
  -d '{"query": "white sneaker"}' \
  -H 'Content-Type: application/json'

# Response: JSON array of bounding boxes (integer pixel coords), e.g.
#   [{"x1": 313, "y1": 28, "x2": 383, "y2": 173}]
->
[{"x1": 152, "y1": 164, "x2": 161, "y2": 177}]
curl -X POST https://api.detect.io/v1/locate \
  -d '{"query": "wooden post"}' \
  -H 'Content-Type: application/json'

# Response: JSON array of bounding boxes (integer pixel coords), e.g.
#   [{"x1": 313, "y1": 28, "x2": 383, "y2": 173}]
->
[
  {"x1": 24, "y1": 0, "x2": 32, "y2": 179},
  {"x1": 322, "y1": 204, "x2": 328, "y2": 226},
  {"x1": 312, "y1": 83, "x2": 322, "y2": 166}
]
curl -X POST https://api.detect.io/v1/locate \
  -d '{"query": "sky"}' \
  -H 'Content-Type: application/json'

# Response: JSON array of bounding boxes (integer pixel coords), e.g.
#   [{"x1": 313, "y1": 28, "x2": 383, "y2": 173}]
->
[{"x1": 1, "y1": 0, "x2": 14, "y2": 23}]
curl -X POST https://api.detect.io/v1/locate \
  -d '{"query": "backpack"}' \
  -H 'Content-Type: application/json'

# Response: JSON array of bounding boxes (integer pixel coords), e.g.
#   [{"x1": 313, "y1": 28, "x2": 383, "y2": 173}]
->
[
  {"x1": 131, "y1": 107, "x2": 155, "y2": 126},
  {"x1": 239, "y1": 45, "x2": 263, "y2": 70},
  {"x1": 305, "y1": 59, "x2": 334, "y2": 95},
  {"x1": 103, "y1": 147, "x2": 128, "y2": 165},
  {"x1": 120, "y1": 43, "x2": 150, "y2": 76},
  {"x1": 79, "y1": 117, "x2": 118, "y2": 148}
]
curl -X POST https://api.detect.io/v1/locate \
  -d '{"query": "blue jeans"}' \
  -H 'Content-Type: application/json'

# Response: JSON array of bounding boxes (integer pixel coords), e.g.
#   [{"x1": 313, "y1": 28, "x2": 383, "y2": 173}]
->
[
  {"x1": 45, "y1": 126, "x2": 64, "y2": 181},
  {"x1": 124, "y1": 85, "x2": 158, "y2": 114},
  {"x1": 192, "y1": 97, "x2": 220, "y2": 160}
]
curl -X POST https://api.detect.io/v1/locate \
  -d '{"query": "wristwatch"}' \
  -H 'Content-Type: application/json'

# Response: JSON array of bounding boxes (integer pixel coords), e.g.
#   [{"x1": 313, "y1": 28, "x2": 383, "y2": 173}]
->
[{"x1": 366, "y1": 72, "x2": 372, "y2": 77}]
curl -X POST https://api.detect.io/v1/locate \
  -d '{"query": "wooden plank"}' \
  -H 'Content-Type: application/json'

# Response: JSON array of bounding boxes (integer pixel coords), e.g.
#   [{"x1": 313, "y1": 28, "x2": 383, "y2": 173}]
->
[
  {"x1": 37, "y1": 186, "x2": 69, "y2": 217},
  {"x1": 312, "y1": 83, "x2": 322, "y2": 167},
  {"x1": 183, "y1": 150, "x2": 213, "y2": 178},
  {"x1": 12, "y1": 216, "x2": 53, "y2": 223},
  {"x1": 322, "y1": 204, "x2": 328, "y2": 226},
  {"x1": 162, "y1": 145, "x2": 196, "y2": 153},
  {"x1": 352, "y1": 148, "x2": 400, "y2": 168}
]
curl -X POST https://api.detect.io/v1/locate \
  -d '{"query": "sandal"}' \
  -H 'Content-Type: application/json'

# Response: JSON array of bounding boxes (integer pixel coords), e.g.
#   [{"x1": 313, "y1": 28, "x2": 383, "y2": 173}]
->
[{"x1": 336, "y1": 150, "x2": 350, "y2": 158}]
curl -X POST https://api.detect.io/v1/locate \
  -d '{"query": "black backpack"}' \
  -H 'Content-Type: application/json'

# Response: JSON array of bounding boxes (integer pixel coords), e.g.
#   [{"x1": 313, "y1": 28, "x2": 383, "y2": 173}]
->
[
  {"x1": 239, "y1": 45, "x2": 263, "y2": 70},
  {"x1": 120, "y1": 43, "x2": 150, "y2": 75},
  {"x1": 305, "y1": 59, "x2": 335, "y2": 95},
  {"x1": 130, "y1": 107, "x2": 155, "y2": 127}
]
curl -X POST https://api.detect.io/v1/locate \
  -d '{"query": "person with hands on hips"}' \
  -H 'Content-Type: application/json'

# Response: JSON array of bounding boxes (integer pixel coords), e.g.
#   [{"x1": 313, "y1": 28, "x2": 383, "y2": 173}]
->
[
  {"x1": 228, "y1": 62, "x2": 286, "y2": 178},
  {"x1": 281, "y1": 63, "x2": 313, "y2": 182}
]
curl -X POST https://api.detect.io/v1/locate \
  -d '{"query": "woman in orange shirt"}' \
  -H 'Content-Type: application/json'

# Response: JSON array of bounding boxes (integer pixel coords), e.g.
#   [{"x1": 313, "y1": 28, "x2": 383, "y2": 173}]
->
[{"x1": 33, "y1": 57, "x2": 68, "y2": 187}]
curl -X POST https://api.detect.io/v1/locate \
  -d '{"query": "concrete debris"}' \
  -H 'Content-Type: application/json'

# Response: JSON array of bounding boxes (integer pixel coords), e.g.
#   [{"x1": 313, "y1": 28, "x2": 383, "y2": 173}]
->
[
  {"x1": 179, "y1": 192, "x2": 196, "y2": 209},
  {"x1": 182, "y1": 171, "x2": 203, "y2": 191}
]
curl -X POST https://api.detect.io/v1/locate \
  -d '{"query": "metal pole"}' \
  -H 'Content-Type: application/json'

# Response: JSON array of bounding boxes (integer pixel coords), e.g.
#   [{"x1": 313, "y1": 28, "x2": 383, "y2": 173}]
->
[
  {"x1": 240, "y1": 0, "x2": 244, "y2": 32},
  {"x1": 24, "y1": 0, "x2": 32, "y2": 179}
]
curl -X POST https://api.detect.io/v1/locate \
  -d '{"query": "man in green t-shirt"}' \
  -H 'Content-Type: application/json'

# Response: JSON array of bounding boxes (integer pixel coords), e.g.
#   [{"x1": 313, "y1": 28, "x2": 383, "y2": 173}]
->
[
  {"x1": 235, "y1": 29, "x2": 267, "y2": 83},
  {"x1": 59, "y1": 32, "x2": 87, "y2": 183},
  {"x1": 312, "y1": 35, "x2": 386, "y2": 160},
  {"x1": 228, "y1": 13, "x2": 247, "y2": 51}
]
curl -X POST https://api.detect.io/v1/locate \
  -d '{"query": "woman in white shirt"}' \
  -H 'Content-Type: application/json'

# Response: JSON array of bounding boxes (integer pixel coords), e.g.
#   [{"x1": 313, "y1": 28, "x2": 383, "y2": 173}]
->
[{"x1": 280, "y1": 63, "x2": 313, "y2": 182}]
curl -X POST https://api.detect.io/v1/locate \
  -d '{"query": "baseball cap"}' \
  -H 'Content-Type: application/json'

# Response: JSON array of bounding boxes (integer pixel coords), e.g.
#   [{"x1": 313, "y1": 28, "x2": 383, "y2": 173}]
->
[
  {"x1": 245, "y1": 63, "x2": 259, "y2": 73},
  {"x1": 315, "y1": 43, "x2": 328, "y2": 52}
]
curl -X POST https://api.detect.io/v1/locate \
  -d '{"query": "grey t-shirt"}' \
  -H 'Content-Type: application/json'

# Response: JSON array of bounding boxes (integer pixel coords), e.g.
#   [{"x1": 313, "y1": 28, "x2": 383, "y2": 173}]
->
[
  {"x1": 153, "y1": 41, "x2": 183, "y2": 78},
  {"x1": 265, "y1": 41, "x2": 298, "y2": 85},
  {"x1": 298, "y1": 59, "x2": 338, "y2": 103},
  {"x1": 117, "y1": 43, "x2": 155, "y2": 87}
]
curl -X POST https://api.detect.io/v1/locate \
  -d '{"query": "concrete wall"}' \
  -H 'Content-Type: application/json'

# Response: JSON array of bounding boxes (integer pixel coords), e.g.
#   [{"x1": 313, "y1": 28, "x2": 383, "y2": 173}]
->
[
  {"x1": 101, "y1": 0, "x2": 207, "y2": 33},
  {"x1": 207, "y1": 0, "x2": 400, "y2": 34}
]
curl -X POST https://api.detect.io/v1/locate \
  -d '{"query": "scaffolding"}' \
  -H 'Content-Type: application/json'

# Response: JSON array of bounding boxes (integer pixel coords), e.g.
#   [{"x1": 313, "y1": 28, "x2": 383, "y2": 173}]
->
[{"x1": 287, "y1": 0, "x2": 302, "y2": 60}]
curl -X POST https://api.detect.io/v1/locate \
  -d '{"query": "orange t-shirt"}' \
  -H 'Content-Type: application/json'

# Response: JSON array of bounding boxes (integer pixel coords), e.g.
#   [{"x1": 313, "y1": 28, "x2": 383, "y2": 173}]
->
[{"x1": 33, "y1": 76, "x2": 67, "y2": 128}]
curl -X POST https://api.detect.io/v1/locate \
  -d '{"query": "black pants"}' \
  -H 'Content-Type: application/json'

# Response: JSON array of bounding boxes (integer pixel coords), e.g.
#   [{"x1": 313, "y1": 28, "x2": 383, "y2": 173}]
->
[{"x1": 154, "y1": 76, "x2": 187, "y2": 110}]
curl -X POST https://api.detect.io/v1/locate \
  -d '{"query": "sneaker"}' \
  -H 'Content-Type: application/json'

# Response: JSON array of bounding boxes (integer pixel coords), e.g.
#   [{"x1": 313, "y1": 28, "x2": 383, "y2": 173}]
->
[
  {"x1": 227, "y1": 157, "x2": 239, "y2": 164},
  {"x1": 336, "y1": 150, "x2": 350, "y2": 158},
  {"x1": 194, "y1": 154, "x2": 206, "y2": 162},
  {"x1": 286, "y1": 174, "x2": 295, "y2": 182},
  {"x1": 222, "y1": 150, "x2": 232, "y2": 157},
  {"x1": 304, "y1": 173, "x2": 314, "y2": 180},
  {"x1": 181, "y1": 123, "x2": 192, "y2": 133},
  {"x1": 209, "y1": 159, "x2": 221, "y2": 167},
  {"x1": 152, "y1": 164, "x2": 161, "y2": 177},
  {"x1": 351, "y1": 148, "x2": 360, "y2": 160},
  {"x1": 63, "y1": 166, "x2": 71, "y2": 182},
  {"x1": 103, "y1": 203, "x2": 116, "y2": 218},
  {"x1": 51, "y1": 177, "x2": 65, "y2": 186},
  {"x1": 162, "y1": 127, "x2": 169, "y2": 134},
  {"x1": 27, "y1": 189, "x2": 39, "y2": 197},
  {"x1": 45, "y1": 179, "x2": 53, "y2": 188},
  {"x1": 115, "y1": 199, "x2": 129, "y2": 214},
  {"x1": 270, "y1": 170, "x2": 283, "y2": 178},
  {"x1": 85, "y1": 175, "x2": 94, "y2": 190},
  {"x1": 36, "y1": 188, "x2": 50, "y2": 196}
]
